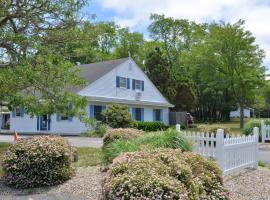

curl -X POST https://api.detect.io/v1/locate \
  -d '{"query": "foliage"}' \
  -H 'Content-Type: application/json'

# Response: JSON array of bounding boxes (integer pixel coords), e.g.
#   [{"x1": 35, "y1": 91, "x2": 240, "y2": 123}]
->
[
  {"x1": 101, "y1": 104, "x2": 133, "y2": 128},
  {"x1": 134, "y1": 121, "x2": 169, "y2": 132},
  {"x1": 102, "y1": 129, "x2": 192, "y2": 163},
  {"x1": 0, "y1": 0, "x2": 88, "y2": 116},
  {"x1": 258, "y1": 160, "x2": 266, "y2": 167},
  {"x1": 242, "y1": 119, "x2": 268, "y2": 141},
  {"x1": 103, "y1": 149, "x2": 229, "y2": 200},
  {"x1": 3, "y1": 136, "x2": 74, "y2": 188},
  {"x1": 197, "y1": 125, "x2": 231, "y2": 134},
  {"x1": 103, "y1": 128, "x2": 144, "y2": 147},
  {"x1": 0, "y1": 143, "x2": 11, "y2": 177}
]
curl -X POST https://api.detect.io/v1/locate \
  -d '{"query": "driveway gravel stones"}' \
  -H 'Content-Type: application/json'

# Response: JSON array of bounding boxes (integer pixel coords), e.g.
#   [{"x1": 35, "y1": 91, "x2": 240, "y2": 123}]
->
[
  {"x1": 224, "y1": 167, "x2": 270, "y2": 200},
  {"x1": 0, "y1": 166, "x2": 104, "y2": 200}
]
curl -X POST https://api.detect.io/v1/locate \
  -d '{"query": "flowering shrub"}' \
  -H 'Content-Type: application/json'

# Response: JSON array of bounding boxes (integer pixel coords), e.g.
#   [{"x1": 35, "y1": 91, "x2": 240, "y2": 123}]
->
[
  {"x1": 103, "y1": 149, "x2": 229, "y2": 200},
  {"x1": 3, "y1": 136, "x2": 74, "y2": 188},
  {"x1": 103, "y1": 128, "x2": 144, "y2": 147}
]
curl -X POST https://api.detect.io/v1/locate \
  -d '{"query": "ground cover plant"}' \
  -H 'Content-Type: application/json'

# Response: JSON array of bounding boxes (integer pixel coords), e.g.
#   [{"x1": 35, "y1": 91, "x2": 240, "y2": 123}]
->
[
  {"x1": 3, "y1": 136, "x2": 74, "y2": 188},
  {"x1": 103, "y1": 148, "x2": 229, "y2": 200},
  {"x1": 102, "y1": 129, "x2": 192, "y2": 163}
]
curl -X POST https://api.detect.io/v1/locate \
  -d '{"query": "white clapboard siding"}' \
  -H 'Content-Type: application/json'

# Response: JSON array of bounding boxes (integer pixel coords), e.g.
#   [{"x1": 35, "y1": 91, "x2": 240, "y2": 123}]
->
[{"x1": 181, "y1": 126, "x2": 259, "y2": 175}]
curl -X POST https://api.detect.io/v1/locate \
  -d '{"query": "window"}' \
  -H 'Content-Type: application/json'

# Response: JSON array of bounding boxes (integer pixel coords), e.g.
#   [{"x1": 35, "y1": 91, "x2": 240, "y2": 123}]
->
[
  {"x1": 14, "y1": 107, "x2": 21, "y2": 117},
  {"x1": 119, "y1": 77, "x2": 127, "y2": 88},
  {"x1": 94, "y1": 105, "x2": 103, "y2": 120},
  {"x1": 135, "y1": 108, "x2": 141, "y2": 121},
  {"x1": 135, "y1": 80, "x2": 141, "y2": 90},
  {"x1": 61, "y1": 115, "x2": 68, "y2": 121},
  {"x1": 154, "y1": 109, "x2": 161, "y2": 121}
]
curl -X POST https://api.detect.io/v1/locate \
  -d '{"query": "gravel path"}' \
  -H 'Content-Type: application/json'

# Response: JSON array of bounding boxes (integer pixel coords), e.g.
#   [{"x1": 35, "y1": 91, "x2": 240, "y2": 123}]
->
[
  {"x1": 0, "y1": 166, "x2": 104, "y2": 200},
  {"x1": 224, "y1": 167, "x2": 270, "y2": 200}
]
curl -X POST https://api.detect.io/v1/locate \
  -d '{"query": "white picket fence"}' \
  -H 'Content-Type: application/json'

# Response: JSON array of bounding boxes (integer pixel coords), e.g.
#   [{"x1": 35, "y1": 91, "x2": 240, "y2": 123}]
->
[{"x1": 181, "y1": 127, "x2": 259, "y2": 175}]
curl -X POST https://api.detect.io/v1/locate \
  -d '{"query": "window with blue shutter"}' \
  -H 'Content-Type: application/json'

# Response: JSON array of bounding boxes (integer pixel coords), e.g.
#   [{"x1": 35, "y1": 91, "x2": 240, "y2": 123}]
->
[
  {"x1": 132, "y1": 108, "x2": 143, "y2": 121},
  {"x1": 141, "y1": 81, "x2": 144, "y2": 91},
  {"x1": 141, "y1": 108, "x2": 144, "y2": 121},
  {"x1": 132, "y1": 79, "x2": 135, "y2": 90},
  {"x1": 13, "y1": 107, "x2": 24, "y2": 118},
  {"x1": 153, "y1": 109, "x2": 162, "y2": 122},
  {"x1": 127, "y1": 78, "x2": 130, "y2": 89}
]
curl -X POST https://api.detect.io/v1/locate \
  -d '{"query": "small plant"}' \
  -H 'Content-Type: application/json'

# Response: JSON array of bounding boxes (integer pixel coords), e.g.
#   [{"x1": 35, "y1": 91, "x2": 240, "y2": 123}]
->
[
  {"x1": 3, "y1": 136, "x2": 74, "y2": 188},
  {"x1": 243, "y1": 120, "x2": 262, "y2": 141},
  {"x1": 101, "y1": 104, "x2": 133, "y2": 128},
  {"x1": 103, "y1": 149, "x2": 229, "y2": 200},
  {"x1": 103, "y1": 128, "x2": 144, "y2": 147},
  {"x1": 95, "y1": 122, "x2": 108, "y2": 136},
  {"x1": 258, "y1": 160, "x2": 266, "y2": 167},
  {"x1": 134, "y1": 121, "x2": 169, "y2": 132}
]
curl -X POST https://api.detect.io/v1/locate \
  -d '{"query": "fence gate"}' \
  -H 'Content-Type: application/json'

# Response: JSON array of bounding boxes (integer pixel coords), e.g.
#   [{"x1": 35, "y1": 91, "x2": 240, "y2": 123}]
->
[
  {"x1": 261, "y1": 121, "x2": 270, "y2": 143},
  {"x1": 182, "y1": 127, "x2": 259, "y2": 175}
]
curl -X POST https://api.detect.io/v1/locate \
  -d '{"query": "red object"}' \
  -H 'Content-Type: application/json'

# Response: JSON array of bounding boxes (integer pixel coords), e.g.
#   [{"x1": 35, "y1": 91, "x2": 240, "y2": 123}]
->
[{"x1": 13, "y1": 131, "x2": 19, "y2": 143}]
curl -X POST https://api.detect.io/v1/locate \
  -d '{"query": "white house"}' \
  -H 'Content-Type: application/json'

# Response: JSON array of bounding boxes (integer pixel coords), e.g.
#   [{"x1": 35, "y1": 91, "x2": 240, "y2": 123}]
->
[
  {"x1": 1, "y1": 57, "x2": 173, "y2": 135},
  {"x1": 230, "y1": 108, "x2": 251, "y2": 118}
]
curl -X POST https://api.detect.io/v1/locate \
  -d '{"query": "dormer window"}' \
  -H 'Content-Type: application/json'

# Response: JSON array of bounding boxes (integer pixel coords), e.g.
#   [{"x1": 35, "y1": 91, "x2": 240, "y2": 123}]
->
[
  {"x1": 135, "y1": 80, "x2": 142, "y2": 90},
  {"x1": 116, "y1": 76, "x2": 130, "y2": 89}
]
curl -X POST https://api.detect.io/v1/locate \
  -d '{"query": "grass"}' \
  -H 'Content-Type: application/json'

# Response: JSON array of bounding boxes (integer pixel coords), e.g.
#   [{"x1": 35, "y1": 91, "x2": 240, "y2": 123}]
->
[
  {"x1": 0, "y1": 142, "x2": 11, "y2": 177},
  {"x1": 74, "y1": 147, "x2": 102, "y2": 167}
]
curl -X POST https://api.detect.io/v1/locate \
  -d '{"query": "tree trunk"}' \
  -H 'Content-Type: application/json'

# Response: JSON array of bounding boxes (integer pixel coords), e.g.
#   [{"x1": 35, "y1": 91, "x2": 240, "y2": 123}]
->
[{"x1": 240, "y1": 105, "x2": 244, "y2": 128}]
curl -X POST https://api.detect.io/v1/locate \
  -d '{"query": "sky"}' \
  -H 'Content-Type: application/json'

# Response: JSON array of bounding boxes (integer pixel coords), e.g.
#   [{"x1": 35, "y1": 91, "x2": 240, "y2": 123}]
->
[{"x1": 83, "y1": 0, "x2": 270, "y2": 68}]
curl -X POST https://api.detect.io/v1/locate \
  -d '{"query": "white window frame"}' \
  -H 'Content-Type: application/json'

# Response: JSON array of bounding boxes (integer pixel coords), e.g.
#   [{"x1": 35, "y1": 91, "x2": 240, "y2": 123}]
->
[
  {"x1": 14, "y1": 107, "x2": 21, "y2": 117},
  {"x1": 135, "y1": 80, "x2": 141, "y2": 90},
  {"x1": 119, "y1": 77, "x2": 127, "y2": 88}
]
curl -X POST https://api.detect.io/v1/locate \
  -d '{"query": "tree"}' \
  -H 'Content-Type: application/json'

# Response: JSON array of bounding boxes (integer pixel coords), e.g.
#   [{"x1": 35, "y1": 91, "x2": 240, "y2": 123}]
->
[
  {"x1": 0, "y1": 0, "x2": 87, "y2": 115},
  {"x1": 191, "y1": 20, "x2": 265, "y2": 127}
]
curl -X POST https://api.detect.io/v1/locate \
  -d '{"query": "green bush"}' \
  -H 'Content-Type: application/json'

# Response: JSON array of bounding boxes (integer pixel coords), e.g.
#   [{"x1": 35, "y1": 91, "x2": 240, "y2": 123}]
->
[
  {"x1": 3, "y1": 136, "x2": 74, "y2": 188},
  {"x1": 134, "y1": 121, "x2": 169, "y2": 132},
  {"x1": 103, "y1": 149, "x2": 229, "y2": 200},
  {"x1": 102, "y1": 129, "x2": 192, "y2": 163},
  {"x1": 103, "y1": 128, "x2": 144, "y2": 147},
  {"x1": 243, "y1": 120, "x2": 264, "y2": 141},
  {"x1": 101, "y1": 104, "x2": 133, "y2": 128},
  {"x1": 95, "y1": 122, "x2": 108, "y2": 137}
]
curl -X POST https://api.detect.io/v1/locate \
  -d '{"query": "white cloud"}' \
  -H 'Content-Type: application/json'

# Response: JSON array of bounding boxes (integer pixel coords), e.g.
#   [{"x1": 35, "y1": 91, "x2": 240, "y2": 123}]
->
[{"x1": 97, "y1": 0, "x2": 270, "y2": 65}]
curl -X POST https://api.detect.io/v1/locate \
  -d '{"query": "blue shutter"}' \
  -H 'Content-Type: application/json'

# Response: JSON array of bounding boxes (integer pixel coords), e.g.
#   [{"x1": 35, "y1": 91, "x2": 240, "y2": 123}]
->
[
  {"x1": 141, "y1": 81, "x2": 144, "y2": 91},
  {"x1": 127, "y1": 78, "x2": 130, "y2": 89},
  {"x1": 132, "y1": 108, "x2": 136, "y2": 120},
  {"x1": 12, "y1": 111, "x2": 15, "y2": 118},
  {"x1": 37, "y1": 116, "x2": 40, "y2": 130},
  {"x1": 141, "y1": 108, "x2": 144, "y2": 121},
  {"x1": 116, "y1": 76, "x2": 120, "y2": 88},
  {"x1": 56, "y1": 113, "x2": 61, "y2": 121},
  {"x1": 20, "y1": 107, "x2": 24, "y2": 117},
  {"x1": 160, "y1": 109, "x2": 163, "y2": 122},
  {"x1": 153, "y1": 109, "x2": 156, "y2": 121},
  {"x1": 48, "y1": 115, "x2": 51, "y2": 130},
  {"x1": 102, "y1": 105, "x2": 106, "y2": 111},
  {"x1": 132, "y1": 79, "x2": 135, "y2": 90},
  {"x1": 68, "y1": 104, "x2": 73, "y2": 122},
  {"x1": 90, "y1": 105, "x2": 94, "y2": 118}
]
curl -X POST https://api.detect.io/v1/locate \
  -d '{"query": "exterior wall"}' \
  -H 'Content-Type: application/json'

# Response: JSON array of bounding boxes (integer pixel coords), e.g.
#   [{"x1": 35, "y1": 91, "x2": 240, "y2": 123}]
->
[
  {"x1": 78, "y1": 59, "x2": 169, "y2": 105},
  {"x1": 230, "y1": 108, "x2": 251, "y2": 118},
  {"x1": 10, "y1": 103, "x2": 170, "y2": 134}
]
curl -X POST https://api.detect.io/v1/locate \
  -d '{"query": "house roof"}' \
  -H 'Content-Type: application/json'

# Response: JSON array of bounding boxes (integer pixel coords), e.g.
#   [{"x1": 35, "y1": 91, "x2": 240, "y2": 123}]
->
[{"x1": 69, "y1": 58, "x2": 129, "y2": 92}]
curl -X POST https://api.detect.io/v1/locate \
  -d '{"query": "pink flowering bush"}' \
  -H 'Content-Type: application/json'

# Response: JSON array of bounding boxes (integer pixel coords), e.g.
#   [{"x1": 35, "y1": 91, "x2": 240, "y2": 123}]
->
[
  {"x1": 3, "y1": 136, "x2": 74, "y2": 188},
  {"x1": 103, "y1": 149, "x2": 229, "y2": 200}
]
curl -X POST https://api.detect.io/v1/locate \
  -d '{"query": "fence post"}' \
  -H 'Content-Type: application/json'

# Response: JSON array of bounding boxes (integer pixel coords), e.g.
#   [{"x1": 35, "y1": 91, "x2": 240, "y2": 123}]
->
[
  {"x1": 176, "y1": 124, "x2": 181, "y2": 132},
  {"x1": 261, "y1": 120, "x2": 265, "y2": 144},
  {"x1": 216, "y1": 129, "x2": 225, "y2": 172},
  {"x1": 253, "y1": 127, "x2": 259, "y2": 169}
]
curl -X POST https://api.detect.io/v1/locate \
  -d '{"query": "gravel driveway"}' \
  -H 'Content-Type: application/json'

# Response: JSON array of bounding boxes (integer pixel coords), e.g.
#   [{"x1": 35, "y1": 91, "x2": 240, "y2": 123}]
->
[
  {"x1": 224, "y1": 167, "x2": 270, "y2": 200},
  {"x1": 0, "y1": 166, "x2": 104, "y2": 200}
]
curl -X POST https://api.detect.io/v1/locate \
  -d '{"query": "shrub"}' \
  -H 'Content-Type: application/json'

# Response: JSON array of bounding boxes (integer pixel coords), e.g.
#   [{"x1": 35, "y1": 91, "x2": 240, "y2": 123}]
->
[
  {"x1": 134, "y1": 121, "x2": 169, "y2": 132},
  {"x1": 95, "y1": 122, "x2": 108, "y2": 137},
  {"x1": 103, "y1": 128, "x2": 144, "y2": 147},
  {"x1": 243, "y1": 120, "x2": 265, "y2": 141},
  {"x1": 3, "y1": 136, "x2": 74, "y2": 188},
  {"x1": 102, "y1": 129, "x2": 192, "y2": 163},
  {"x1": 103, "y1": 149, "x2": 229, "y2": 200},
  {"x1": 101, "y1": 104, "x2": 133, "y2": 128}
]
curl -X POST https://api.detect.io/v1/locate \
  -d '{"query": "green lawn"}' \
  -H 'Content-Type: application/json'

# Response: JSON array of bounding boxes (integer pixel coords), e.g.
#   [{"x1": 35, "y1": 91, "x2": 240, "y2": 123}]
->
[
  {"x1": 0, "y1": 142, "x2": 11, "y2": 177},
  {"x1": 74, "y1": 147, "x2": 102, "y2": 167}
]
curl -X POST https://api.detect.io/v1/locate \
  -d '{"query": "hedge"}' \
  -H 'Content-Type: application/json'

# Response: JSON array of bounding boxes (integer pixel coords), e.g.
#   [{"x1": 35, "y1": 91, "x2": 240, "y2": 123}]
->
[{"x1": 134, "y1": 121, "x2": 169, "y2": 132}]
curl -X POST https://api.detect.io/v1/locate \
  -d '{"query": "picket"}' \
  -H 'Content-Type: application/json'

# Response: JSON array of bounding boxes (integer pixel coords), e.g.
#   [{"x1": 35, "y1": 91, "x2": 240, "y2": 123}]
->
[
  {"x1": 261, "y1": 121, "x2": 270, "y2": 143},
  {"x1": 180, "y1": 125, "x2": 258, "y2": 175}
]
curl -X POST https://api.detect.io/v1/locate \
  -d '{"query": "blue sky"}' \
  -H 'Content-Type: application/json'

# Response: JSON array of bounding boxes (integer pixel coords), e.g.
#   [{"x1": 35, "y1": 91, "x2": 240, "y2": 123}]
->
[{"x1": 82, "y1": 0, "x2": 270, "y2": 68}]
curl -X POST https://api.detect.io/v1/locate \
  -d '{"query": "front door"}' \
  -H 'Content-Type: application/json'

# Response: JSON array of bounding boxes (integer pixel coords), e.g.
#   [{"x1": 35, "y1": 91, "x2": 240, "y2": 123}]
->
[{"x1": 38, "y1": 115, "x2": 51, "y2": 131}]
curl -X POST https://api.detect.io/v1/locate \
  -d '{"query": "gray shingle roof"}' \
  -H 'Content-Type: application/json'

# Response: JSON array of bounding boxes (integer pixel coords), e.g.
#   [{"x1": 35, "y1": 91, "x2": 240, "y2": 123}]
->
[{"x1": 69, "y1": 58, "x2": 129, "y2": 92}]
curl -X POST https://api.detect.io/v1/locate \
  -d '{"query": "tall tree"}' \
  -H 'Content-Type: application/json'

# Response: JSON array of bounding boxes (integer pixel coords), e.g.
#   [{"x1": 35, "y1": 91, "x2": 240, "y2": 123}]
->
[{"x1": 0, "y1": 0, "x2": 87, "y2": 115}]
